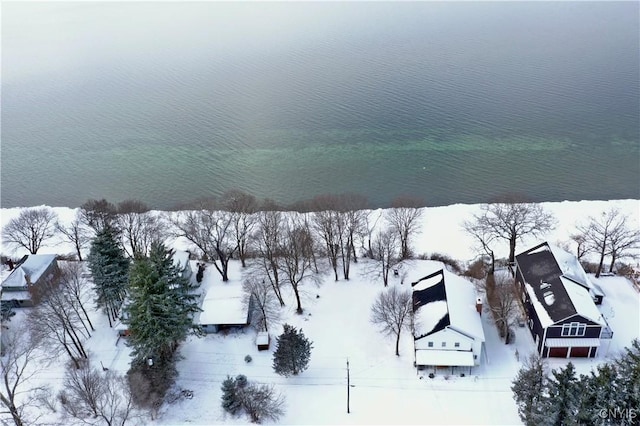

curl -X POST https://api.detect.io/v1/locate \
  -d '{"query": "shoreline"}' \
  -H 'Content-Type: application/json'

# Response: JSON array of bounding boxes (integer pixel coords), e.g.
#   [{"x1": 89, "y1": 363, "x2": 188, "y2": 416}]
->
[{"x1": 2, "y1": 198, "x2": 638, "y2": 264}]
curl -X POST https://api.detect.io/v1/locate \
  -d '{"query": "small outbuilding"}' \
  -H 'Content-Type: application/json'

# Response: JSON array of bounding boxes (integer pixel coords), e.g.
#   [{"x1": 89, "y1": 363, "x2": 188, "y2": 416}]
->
[{"x1": 256, "y1": 332, "x2": 270, "y2": 351}]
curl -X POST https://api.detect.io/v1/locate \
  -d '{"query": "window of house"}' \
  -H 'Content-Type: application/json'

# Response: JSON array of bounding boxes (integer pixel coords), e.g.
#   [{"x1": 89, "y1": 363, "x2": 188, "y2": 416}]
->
[
  {"x1": 561, "y1": 322, "x2": 586, "y2": 337},
  {"x1": 441, "y1": 342, "x2": 446, "y2": 348},
  {"x1": 454, "y1": 342, "x2": 460, "y2": 348},
  {"x1": 427, "y1": 341, "x2": 433, "y2": 348}
]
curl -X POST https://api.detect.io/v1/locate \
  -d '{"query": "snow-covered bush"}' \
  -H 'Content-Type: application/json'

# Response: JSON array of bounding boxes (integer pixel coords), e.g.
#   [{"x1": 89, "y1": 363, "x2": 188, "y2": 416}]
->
[{"x1": 221, "y1": 375, "x2": 285, "y2": 423}]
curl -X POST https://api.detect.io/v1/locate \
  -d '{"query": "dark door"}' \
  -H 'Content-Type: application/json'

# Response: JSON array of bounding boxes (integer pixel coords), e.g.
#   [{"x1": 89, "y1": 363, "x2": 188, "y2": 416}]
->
[
  {"x1": 548, "y1": 347, "x2": 568, "y2": 358},
  {"x1": 570, "y1": 347, "x2": 590, "y2": 357}
]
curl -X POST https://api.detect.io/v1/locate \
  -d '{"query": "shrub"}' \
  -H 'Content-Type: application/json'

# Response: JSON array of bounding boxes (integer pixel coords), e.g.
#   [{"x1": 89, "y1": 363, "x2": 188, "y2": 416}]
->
[
  {"x1": 580, "y1": 261, "x2": 599, "y2": 274},
  {"x1": 464, "y1": 258, "x2": 487, "y2": 279},
  {"x1": 244, "y1": 355, "x2": 253, "y2": 363},
  {"x1": 220, "y1": 375, "x2": 285, "y2": 423},
  {"x1": 428, "y1": 253, "x2": 462, "y2": 274},
  {"x1": 196, "y1": 263, "x2": 206, "y2": 283}
]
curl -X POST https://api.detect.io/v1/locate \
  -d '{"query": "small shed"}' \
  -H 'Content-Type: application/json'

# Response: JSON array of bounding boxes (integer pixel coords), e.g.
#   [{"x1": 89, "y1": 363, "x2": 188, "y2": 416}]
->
[{"x1": 256, "y1": 332, "x2": 270, "y2": 351}]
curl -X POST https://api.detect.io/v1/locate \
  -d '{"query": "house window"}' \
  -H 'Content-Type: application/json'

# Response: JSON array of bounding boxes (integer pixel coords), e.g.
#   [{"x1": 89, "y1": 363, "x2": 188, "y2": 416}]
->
[
  {"x1": 454, "y1": 342, "x2": 460, "y2": 348},
  {"x1": 441, "y1": 342, "x2": 446, "y2": 348},
  {"x1": 427, "y1": 341, "x2": 433, "y2": 348},
  {"x1": 561, "y1": 322, "x2": 586, "y2": 337}
]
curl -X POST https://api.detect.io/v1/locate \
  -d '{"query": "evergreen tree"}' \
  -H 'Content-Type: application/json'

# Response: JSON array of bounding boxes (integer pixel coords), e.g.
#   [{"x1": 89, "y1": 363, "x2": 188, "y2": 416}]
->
[
  {"x1": 221, "y1": 376, "x2": 243, "y2": 415},
  {"x1": 125, "y1": 242, "x2": 202, "y2": 365},
  {"x1": 272, "y1": 324, "x2": 312, "y2": 377},
  {"x1": 511, "y1": 354, "x2": 548, "y2": 426},
  {"x1": 577, "y1": 363, "x2": 620, "y2": 425},
  {"x1": 614, "y1": 339, "x2": 640, "y2": 413},
  {"x1": 547, "y1": 362, "x2": 580, "y2": 426},
  {"x1": 87, "y1": 225, "x2": 129, "y2": 326}
]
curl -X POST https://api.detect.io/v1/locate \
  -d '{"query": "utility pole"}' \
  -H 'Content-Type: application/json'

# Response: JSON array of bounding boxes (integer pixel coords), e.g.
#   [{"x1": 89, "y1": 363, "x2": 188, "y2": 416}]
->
[{"x1": 346, "y1": 358, "x2": 350, "y2": 414}]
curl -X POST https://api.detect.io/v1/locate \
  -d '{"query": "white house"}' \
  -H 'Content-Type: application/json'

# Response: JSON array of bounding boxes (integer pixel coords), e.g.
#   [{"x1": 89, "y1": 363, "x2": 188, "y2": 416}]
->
[{"x1": 409, "y1": 262, "x2": 485, "y2": 374}]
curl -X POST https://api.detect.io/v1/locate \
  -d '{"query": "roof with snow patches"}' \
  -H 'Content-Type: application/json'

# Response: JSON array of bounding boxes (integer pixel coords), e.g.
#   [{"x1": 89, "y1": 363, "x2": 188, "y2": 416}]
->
[
  {"x1": 1, "y1": 254, "x2": 57, "y2": 290},
  {"x1": 516, "y1": 242, "x2": 604, "y2": 325},
  {"x1": 410, "y1": 261, "x2": 484, "y2": 342}
]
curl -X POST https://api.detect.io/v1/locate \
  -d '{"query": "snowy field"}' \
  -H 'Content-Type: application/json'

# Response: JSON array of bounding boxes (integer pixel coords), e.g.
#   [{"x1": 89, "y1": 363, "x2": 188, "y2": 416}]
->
[{"x1": 1, "y1": 199, "x2": 639, "y2": 425}]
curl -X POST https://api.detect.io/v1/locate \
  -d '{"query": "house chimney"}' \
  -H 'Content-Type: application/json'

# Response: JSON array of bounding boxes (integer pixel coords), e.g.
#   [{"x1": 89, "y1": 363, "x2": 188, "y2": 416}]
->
[{"x1": 476, "y1": 297, "x2": 483, "y2": 315}]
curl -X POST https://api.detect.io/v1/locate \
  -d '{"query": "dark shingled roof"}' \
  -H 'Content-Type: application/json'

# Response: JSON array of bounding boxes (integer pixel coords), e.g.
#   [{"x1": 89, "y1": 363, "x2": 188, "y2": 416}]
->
[
  {"x1": 412, "y1": 269, "x2": 450, "y2": 338},
  {"x1": 516, "y1": 244, "x2": 577, "y2": 323}
]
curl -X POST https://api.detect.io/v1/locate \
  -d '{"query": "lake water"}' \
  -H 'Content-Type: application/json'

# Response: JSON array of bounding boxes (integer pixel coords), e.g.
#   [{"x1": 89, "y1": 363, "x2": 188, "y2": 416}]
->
[{"x1": 2, "y1": 2, "x2": 638, "y2": 209}]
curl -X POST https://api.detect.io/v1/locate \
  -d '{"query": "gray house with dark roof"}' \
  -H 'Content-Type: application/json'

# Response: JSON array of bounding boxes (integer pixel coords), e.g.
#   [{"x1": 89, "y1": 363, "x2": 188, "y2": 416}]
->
[
  {"x1": 515, "y1": 242, "x2": 613, "y2": 358},
  {"x1": 1, "y1": 254, "x2": 59, "y2": 308}
]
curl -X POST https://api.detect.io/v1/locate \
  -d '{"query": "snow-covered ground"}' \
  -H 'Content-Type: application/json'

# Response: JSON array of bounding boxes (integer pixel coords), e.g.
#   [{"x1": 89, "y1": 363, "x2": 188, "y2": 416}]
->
[
  {"x1": 1, "y1": 199, "x2": 639, "y2": 425},
  {"x1": 1, "y1": 199, "x2": 637, "y2": 263}
]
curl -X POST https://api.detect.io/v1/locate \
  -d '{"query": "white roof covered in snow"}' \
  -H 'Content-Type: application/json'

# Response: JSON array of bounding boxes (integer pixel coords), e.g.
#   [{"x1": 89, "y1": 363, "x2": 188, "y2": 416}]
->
[
  {"x1": 256, "y1": 332, "x2": 269, "y2": 345},
  {"x1": 2, "y1": 254, "x2": 57, "y2": 289},
  {"x1": 199, "y1": 285, "x2": 249, "y2": 326},
  {"x1": 409, "y1": 261, "x2": 485, "y2": 342},
  {"x1": 172, "y1": 250, "x2": 190, "y2": 271},
  {"x1": 562, "y1": 278, "x2": 605, "y2": 324},
  {"x1": 548, "y1": 244, "x2": 593, "y2": 289}
]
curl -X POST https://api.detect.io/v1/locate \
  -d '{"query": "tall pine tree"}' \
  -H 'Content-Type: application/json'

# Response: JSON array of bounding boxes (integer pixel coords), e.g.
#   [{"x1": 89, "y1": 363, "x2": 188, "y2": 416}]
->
[
  {"x1": 511, "y1": 354, "x2": 548, "y2": 426},
  {"x1": 87, "y1": 225, "x2": 129, "y2": 327},
  {"x1": 272, "y1": 324, "x2": 312, "y2": 377},
  {"x1": 614, "y1": 339, "x2": 640, "y2": 415},
  {"x1": 546, "y1": 362, "x2": 580, "y2": 426},
  {"x1": 125, "y1": 242, "x2": 201, "y2": 365}
]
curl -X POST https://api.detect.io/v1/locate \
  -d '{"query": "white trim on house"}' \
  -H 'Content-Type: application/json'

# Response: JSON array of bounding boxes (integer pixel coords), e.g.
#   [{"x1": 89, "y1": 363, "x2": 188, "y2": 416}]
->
[
  {"x1": 415, "y1": 349, "x2": 474, "y2": 367},
  {"x1": 545, "y1": 338, "x2": 601, "y2": 348}
]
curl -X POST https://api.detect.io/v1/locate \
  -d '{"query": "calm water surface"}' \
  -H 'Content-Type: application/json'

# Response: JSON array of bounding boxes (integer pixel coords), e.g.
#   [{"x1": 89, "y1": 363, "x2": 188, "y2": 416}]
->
[{"x1": 2, "y1": 2, "x2": 638, "y2": 209}]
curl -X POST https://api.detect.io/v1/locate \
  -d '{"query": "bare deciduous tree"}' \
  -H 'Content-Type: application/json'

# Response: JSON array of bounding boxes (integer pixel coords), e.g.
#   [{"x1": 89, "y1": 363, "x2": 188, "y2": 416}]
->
[
  {"x1": 279, "y1": 217, "x2": 320, "y2": 314},
  {"x1": 576, "y1": 208, "x2": 640, "y2": 277},
  {"x1": 385, "y1": 196, "x2": 424, "y2": 260},
  {"x1": 485, "y1": 273, "x2": 518, "y2": 344},
  {"x1": 462, "y1": 217, "x2": 499, "y2": 276},
  {"x1": 253, "y1": 210, "x2": 285, "y2": 306},
  {"x1": 362, "y1": 210, "x2": 384, "y2": 259},
  {"x1": 59, "y1": 262, "x2": 95, "y2": 332},
  {"x1": 2, "y1": 207, "x2": 58, "y2": 254},
  {"x1": 56, "y1": 213, "x2": 92, "y2": 261},
  {"x1": 60, "y1": 364, "x2": 138, "y2": 426},
  {"x1": 172, "y1": 200, "x2": 236, "y2": 282},
  {"x1": 0, "y1": 323, "x2": 46, "y2": 426},
  {"x1": 30, "y1": 274, "x2": 90, "y2": 369},
  {"x1": 221, "y1": 189, "x2": 258, "y2": 268},
  {"x1": 311, "y1": 199, "x2": 342, "y2": 281},
  {"x1": 117, "y1": 200, "x2": 166, "y2": 258},
  {"x1": 240, "y1": 382, "x2": 285, "y2": 424},
  {"x1": 370, "y1": 286, "x2": 413, "y2": 356},
  {"x1": 243, "y1": 277, "x2": 281, "y2": 332},
  {"x1": 467, "y1": 194, "x2": 556, "y2": 272},
  {"x1": 80, "y1": 199, "x2": 118, "y2": 234},
  {"x1": 370, "y1": 229, "x2": 400, "y2": 287},
  {"x1": 568, "y1": 233, "x2": 590, "y2": 261}
]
